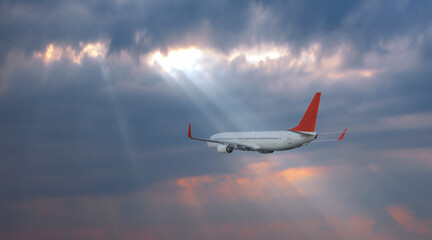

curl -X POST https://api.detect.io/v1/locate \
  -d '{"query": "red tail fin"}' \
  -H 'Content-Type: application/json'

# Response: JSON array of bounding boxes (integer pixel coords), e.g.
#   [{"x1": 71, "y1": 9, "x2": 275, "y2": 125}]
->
[
  {"x1": 290, "y1": 92, "x2": 321, "y2": 132},
  {"x1": 188, "y1": 124, "x2": 192, "y2": 138}
]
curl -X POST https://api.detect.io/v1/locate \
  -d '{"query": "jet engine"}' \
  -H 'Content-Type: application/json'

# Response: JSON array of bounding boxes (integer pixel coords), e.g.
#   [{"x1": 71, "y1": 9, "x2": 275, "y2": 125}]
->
[{"x1": 217, "y1": 144, "x2": 233, "y2": 154}]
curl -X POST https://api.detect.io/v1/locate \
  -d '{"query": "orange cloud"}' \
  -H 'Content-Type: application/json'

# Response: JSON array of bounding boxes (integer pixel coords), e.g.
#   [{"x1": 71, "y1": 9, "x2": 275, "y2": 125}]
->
[
  {"x1": 112, "y1": 216, "x2": 382, "y2": 240},
  {"x1": 276, "y1": 167, "x2": 324, "y2": 182},
  {"x1": 168, "y1": 161, "x2": 328, "y2": 205},
  {"x1": 387, "y1": 205, "x2": 432, "y2": 236},
  {"x1": 33, "y1": 42, "x2": 107, "y2": 64},
  {"x1": 175, "y1": 175, "x2": 214, "y2": 206},
  {"x1": 5, "y1": 161, "x2": 398, "y2": 240},
  {"x1": 325, "y1": 215, "x2": 386, "y2": 240}
]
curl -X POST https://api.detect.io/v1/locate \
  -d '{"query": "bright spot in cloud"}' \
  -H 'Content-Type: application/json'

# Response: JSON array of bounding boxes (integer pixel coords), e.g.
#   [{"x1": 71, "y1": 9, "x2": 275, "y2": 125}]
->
[
  {"x1": 276, "y1": 167, "x2": 324, "y2": 182},
  {"x1": 229, "y1": 45, "x2": 289, "y2": 64},
  {"x1": 147, "y1": 48, "x2": 203, "y2": 73},
  {"x1": 34, "y1": 44, "x2": 63, "y2": 63},
  {"x1": 144, "y1": 43, "x2": 384, "y2": 98},
  {"x1": 34, "y1": 42, "x2": 107, "y2": 64},
  {"x1": 72, "y1": 42, "x2": 107, "y2": 64}
]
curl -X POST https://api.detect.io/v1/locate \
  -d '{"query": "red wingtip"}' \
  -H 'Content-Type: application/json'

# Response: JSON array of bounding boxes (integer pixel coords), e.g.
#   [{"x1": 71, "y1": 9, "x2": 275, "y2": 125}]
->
[
  {"x1": 291, "y1": 92, "x2": 321, "y2": 132},
  {"x1": 338, "y1": 128, "x2": 347, "y2": 140},
  {"x1": 188, "y1": 124, "x2": 192, "y2": 138}
]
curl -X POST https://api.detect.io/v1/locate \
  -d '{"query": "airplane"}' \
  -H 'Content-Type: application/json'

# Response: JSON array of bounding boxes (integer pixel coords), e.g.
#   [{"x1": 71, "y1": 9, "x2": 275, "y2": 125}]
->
[{"x1": 188, "y1": 92, "x2": 347, "y2": 154}]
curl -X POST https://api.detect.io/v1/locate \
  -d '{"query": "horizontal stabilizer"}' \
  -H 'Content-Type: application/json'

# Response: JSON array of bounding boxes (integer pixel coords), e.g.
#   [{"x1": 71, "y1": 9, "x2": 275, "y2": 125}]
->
[
  {"x1": 337, "y1": 128, "x2": 347, "y2": 141},
  {"x1": 313, "y1": 128, "x2": 347, "y2": 142}
]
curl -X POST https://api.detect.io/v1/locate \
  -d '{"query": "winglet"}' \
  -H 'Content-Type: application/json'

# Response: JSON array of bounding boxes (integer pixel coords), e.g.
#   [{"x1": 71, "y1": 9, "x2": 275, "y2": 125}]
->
[
  {"x1": 337, "y1": 128, "x2": 347, "y2": 141},
  {"x1": 188, "y1": 124, "x2": 192, "y2": 138},
  {"x1": 291, "y1": 92, "x2": 321, "y2": 132}
]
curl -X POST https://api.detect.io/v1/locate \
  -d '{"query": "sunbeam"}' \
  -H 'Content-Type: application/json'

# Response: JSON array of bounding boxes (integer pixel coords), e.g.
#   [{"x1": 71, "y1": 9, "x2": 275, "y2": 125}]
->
[
  {"x1": 147, "y1": 47, "x2": 267, "y2": 131},
  {"x1": 148, "y1": 48, "x2": 203, "y2": 74}
]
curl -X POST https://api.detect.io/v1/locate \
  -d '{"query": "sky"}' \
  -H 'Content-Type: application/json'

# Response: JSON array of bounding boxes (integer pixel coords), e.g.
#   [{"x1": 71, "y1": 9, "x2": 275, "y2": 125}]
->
[{"x1": 1, "y1": 0, "x2": 432, "y2": 239}]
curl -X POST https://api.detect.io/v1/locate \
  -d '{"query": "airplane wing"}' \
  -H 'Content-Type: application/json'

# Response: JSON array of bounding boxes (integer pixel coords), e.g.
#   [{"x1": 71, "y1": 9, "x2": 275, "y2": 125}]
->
[{"x1": 188, "y1": 124, "x2": 257, "y2": 151}]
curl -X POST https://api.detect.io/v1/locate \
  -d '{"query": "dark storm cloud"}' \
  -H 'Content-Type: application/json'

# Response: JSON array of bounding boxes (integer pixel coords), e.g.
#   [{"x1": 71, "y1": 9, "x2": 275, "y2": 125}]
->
[
  {"x1": 2, "y1": 0, "x2": 431, "y2": 62},
  {"x1": 0, "y1": 0, "x2": 253, "y2": 62},
  {"x1": 0, "y1": 53, "x2": 245, "y2": 200}
]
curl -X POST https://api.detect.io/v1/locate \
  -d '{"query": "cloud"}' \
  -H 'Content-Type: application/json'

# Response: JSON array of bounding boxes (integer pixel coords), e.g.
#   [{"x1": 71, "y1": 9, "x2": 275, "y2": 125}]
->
[
  {"x1": 1, "y1": 1, "x2": 432, "y2": 239},
  {"x1": 350, "y1": 112, "x2": 432, "y2": 133},
  {"x1": 33, "y1": 42, "x2": 108, "y2": 64},
  {"x1": 382, "y1": 112, "x2": 432, "y2": 130},
  {"x1": 1, "y1": 160, "x2": 420, "y2": 240},
  {"x1": 387, "y1": 205, "x2": 432, "y2": 236},
  {"x1": 1, "y1": 0, "x2": 431, "y2": 62}
]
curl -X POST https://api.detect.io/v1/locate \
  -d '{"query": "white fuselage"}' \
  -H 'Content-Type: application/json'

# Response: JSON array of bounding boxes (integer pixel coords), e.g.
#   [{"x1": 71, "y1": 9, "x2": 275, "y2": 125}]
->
[{"x1": 207, "y1": 131, "x2": 317, "y2": 152}]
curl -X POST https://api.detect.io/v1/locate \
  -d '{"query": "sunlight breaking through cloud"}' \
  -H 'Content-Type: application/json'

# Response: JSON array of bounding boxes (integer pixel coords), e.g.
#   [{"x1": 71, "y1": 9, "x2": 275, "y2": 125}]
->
[
  {"x1": 147, "y1": 48, "x2": 203, "y2": 73},
  {"x1": 34, "y1": 42, "x2": 107, "y2": 64},
  {"x1": 146, "y1": 46, "x2": 266, "y2": 131},
  {"x1": 228, "y1": 45, "x2": 290, "y2": 64},
  {"x1": 146, "y1": 43, "x2": 383, "y2": 89}
]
